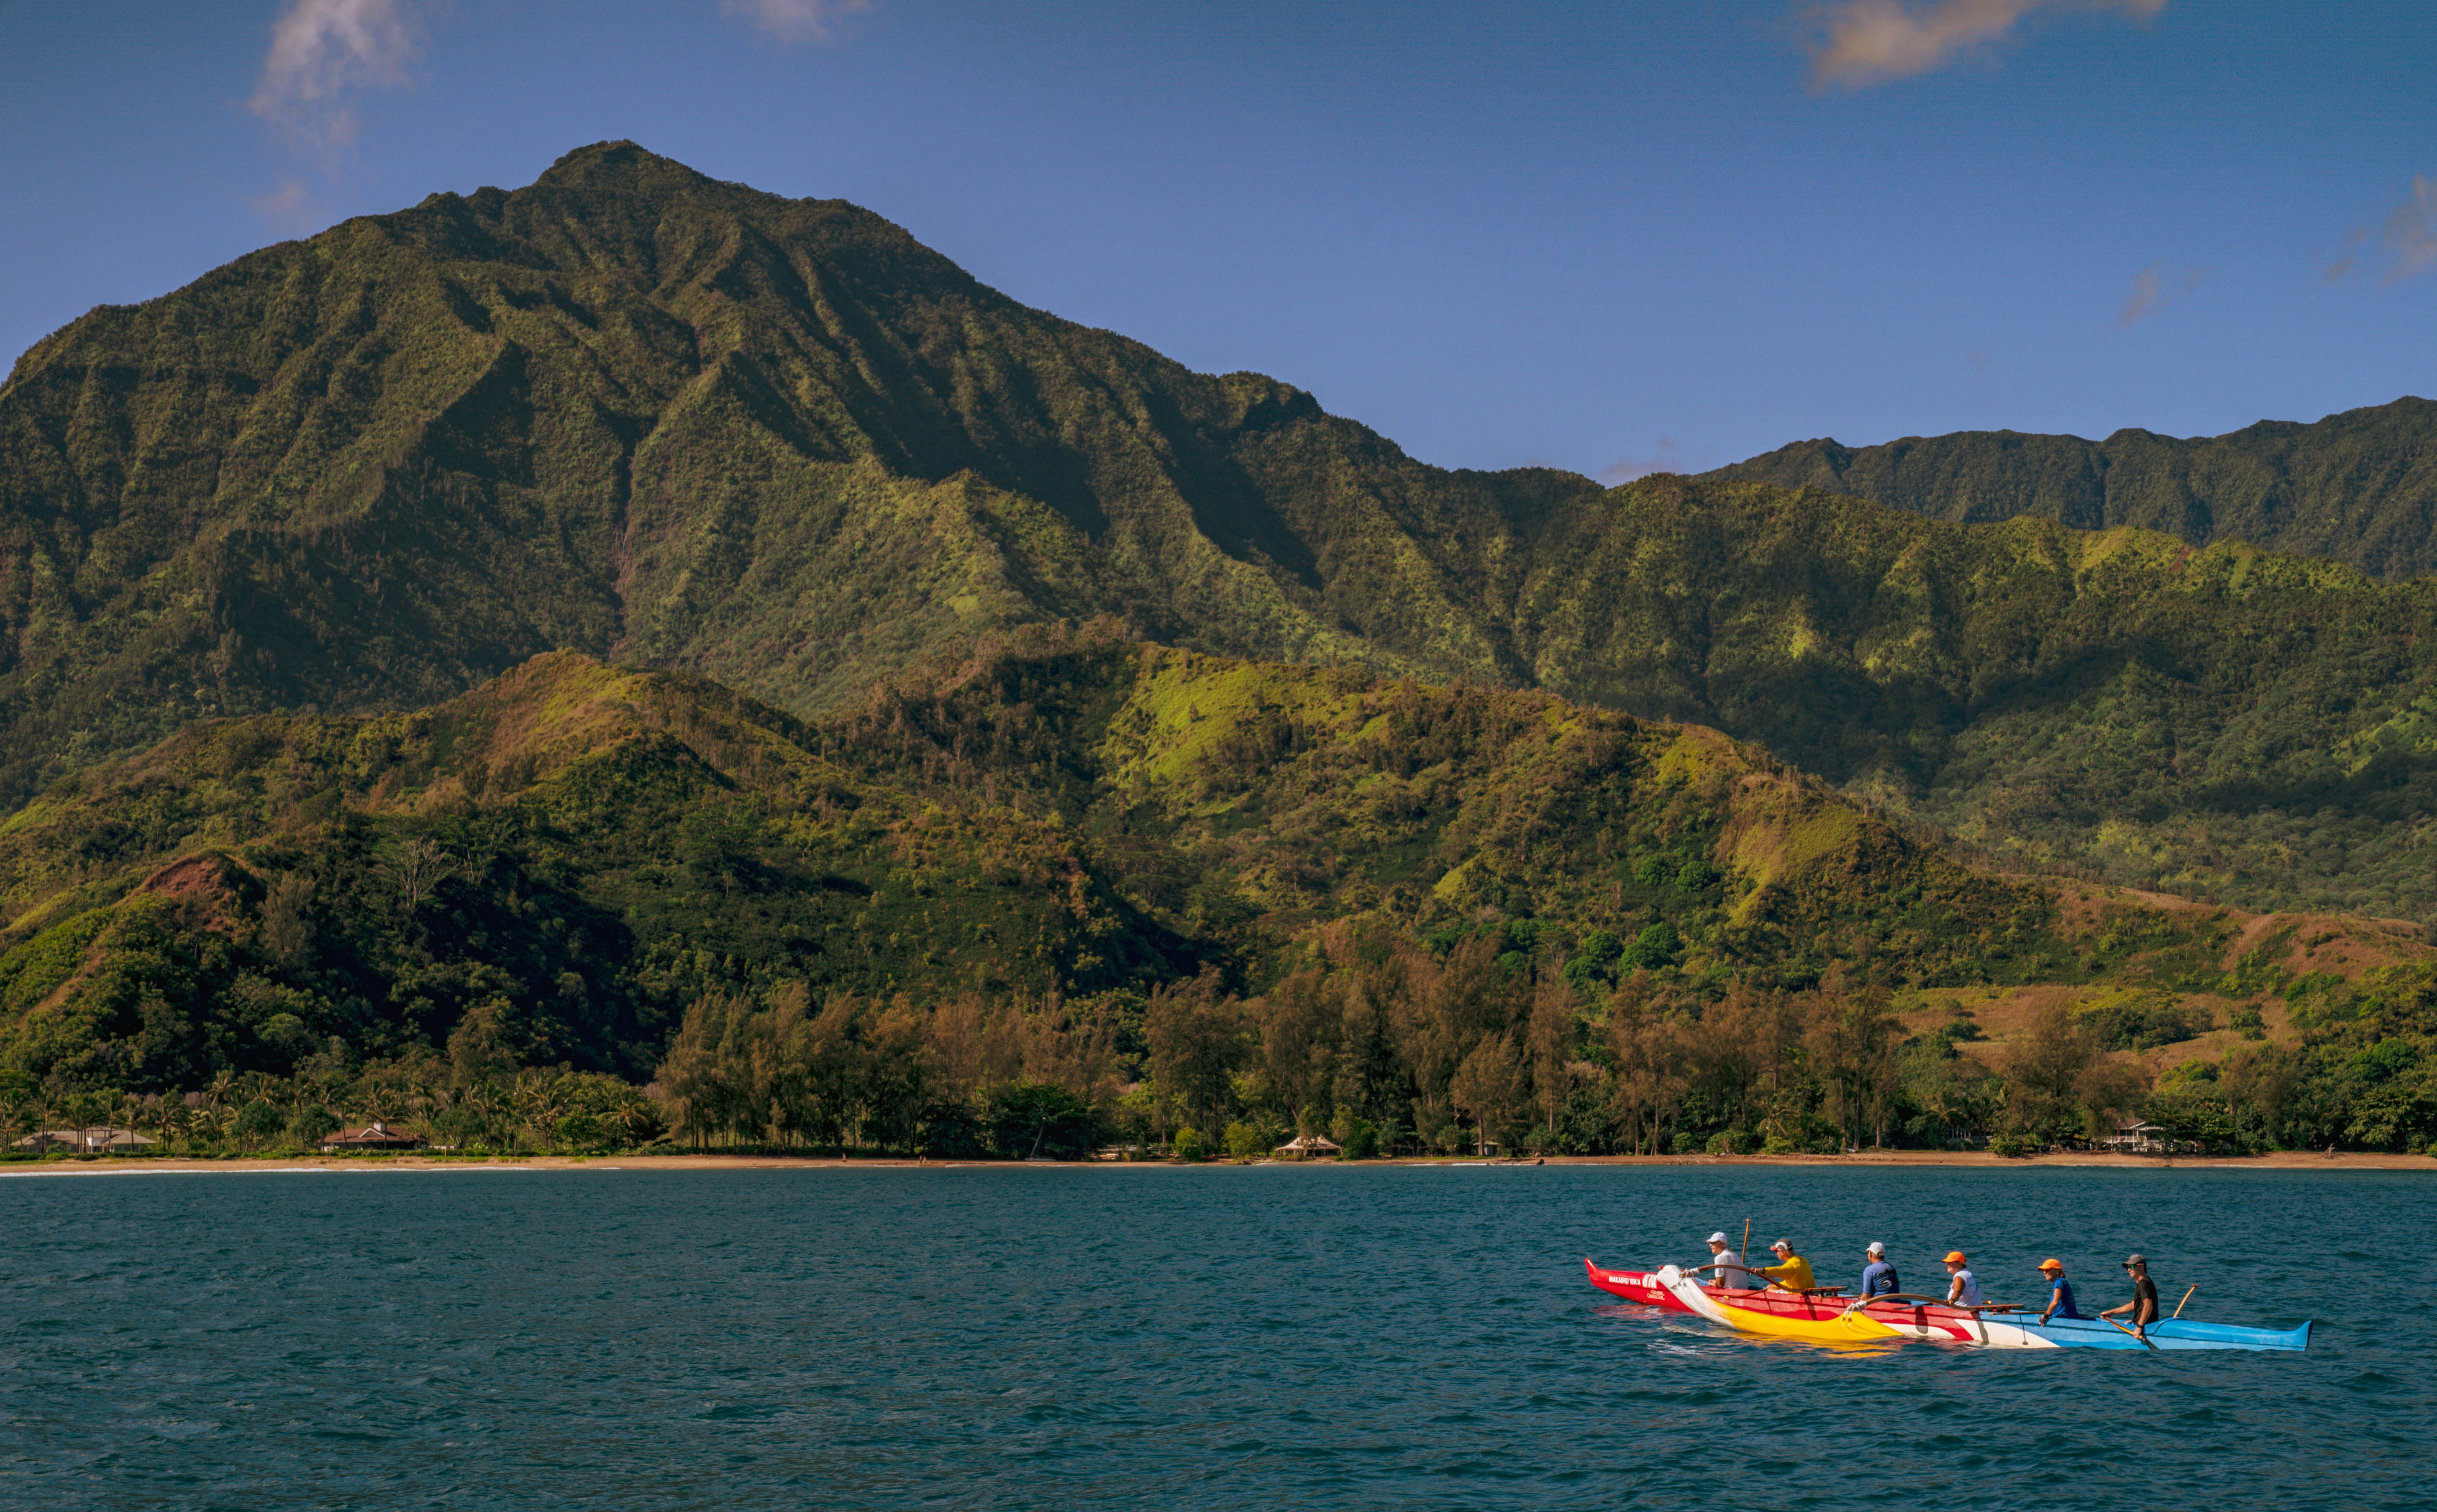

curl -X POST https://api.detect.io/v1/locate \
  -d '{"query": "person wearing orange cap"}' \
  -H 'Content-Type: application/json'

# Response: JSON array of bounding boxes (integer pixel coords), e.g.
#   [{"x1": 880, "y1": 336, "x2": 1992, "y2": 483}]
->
[
  {"x1": 1941, "y1": 1251, "x2": 1982, "y2": 1307},
  {"x1": 2036, "y1": 1258, "x2": 2081, "y2": 1323}
]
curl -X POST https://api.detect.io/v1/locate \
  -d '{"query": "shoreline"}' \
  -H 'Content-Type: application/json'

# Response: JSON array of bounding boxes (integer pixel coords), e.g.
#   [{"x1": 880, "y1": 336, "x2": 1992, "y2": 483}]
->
[{"x1": 6, "y1": 1149, "x2": 2432, "y2": 1177}]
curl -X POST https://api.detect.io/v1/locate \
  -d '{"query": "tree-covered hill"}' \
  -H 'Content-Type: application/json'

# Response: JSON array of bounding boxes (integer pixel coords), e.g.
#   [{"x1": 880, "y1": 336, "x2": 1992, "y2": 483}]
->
[
  {"x1": 0, "y1": 641, "x2": 2100, "y2": 1084},
  {"x1": 5, "y1": 142, "x2": 2437, "y2": 919},
  {"x1": 1710, "y1": 397, "x2": 2437, "y2": 582},
  {"x1": 3, "y1": 637, "x2": 2419, "y2": 1097}
]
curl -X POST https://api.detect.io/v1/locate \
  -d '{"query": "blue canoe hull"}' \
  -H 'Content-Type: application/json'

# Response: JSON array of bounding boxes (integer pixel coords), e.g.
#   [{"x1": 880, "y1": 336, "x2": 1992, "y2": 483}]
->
[{"x1": 2018, "y1": 1316, "x2": 2311, "y2": 1351}]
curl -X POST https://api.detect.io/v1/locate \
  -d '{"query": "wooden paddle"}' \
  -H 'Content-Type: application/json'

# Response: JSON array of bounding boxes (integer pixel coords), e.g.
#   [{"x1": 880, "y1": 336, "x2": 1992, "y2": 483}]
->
[
  {"x1": 2173, "y1": 1285, "x2": 2197, "y2": 1319},
  {"x1": 2104, "y1": 1315, "x2": 2160, "y2": 1351}
]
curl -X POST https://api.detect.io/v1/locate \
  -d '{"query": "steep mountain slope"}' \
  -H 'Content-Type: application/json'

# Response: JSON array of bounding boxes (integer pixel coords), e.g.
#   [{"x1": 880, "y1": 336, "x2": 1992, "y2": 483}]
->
[
  {"x1": 1500, "y1": 479, "x2": 2437, "y2": 919},
  {"x1": 0, "y1": 140, "x2": 1583, "y2": 808},
  {"x1": 5, "y1": 142, "x2": 2437, "y2": 920},
  {"x1": 1711, "y1": 398, "x2": 2437, "y2": 582}
]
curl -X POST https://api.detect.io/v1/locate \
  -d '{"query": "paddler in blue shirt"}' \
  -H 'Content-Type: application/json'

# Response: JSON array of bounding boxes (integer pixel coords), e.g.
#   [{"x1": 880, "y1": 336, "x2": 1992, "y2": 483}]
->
[
  {"x1": 1859, "y1": 1241, "x2": 1900, "y2": 1299},
  {"x1": 2036, "y1": 1258, "x2": 2081, "y2": 1322}
]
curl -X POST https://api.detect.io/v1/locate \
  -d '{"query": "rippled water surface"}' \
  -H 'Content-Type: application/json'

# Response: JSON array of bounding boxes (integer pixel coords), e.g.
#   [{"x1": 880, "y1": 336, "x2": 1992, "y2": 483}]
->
[{"x1": 3, "y1": 1163, "x2": 2432, "y2": 1508}]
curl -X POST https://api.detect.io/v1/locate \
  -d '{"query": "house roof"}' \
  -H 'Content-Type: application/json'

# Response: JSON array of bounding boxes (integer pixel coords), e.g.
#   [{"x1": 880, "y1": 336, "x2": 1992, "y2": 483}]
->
[{"x1": 325, "y1": 1121, "x2": 421, "y2": 1145}]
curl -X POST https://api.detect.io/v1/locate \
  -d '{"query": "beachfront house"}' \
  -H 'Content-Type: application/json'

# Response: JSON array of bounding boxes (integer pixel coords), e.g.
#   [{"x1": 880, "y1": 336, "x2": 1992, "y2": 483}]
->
[
  {"x1": 2097, "y1": 1118, "x2": 2176, "y2": 1155},
  {"x1": 321, "y1": 1120, "x2": 424, "y2": 1152}
]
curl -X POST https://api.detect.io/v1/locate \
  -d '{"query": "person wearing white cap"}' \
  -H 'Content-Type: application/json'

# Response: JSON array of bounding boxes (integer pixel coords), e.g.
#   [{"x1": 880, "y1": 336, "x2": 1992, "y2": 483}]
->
[
  {"x1": 1698, "y1": 1231, "x2": 1754, "y2": 1291},
  {"x1": 1859, "y1": 1241, "x2": 1901, "y2": 1300},
  {"x1": 1756, "y1": 1239, "x2": 1817, "y2": 1292}
]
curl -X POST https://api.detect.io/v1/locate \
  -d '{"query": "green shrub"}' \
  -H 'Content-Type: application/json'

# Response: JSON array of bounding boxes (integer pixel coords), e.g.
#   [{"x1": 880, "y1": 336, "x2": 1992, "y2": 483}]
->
[{"x1": 287, "y1": 1105, "x2": 340, "y2": 1146}]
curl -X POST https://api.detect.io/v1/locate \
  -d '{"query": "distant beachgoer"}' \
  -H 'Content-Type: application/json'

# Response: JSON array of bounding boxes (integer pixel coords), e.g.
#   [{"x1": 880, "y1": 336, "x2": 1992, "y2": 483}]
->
[
  {"x1": 2102, "y1": 1254, "x2": 2160, "y2": 1339},
  {"x1": 2036, "y1": 1258, "x2": 2080, "y2": 1322},
  {"x1": 1859, "y1": 1241, "x2": 1901, "y2": 1299},
  {"x1": 1757, "y1": 1239, "x2": 1816, "y2": 1292},
  {"x1": 1942, "y1": 1251, "x2": 1982, "y2": 1307}
]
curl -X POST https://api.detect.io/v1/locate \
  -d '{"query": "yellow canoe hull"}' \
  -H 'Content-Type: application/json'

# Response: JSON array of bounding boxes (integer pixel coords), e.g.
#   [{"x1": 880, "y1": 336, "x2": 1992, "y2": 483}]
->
[
  {"x1": 1654, "y1": 1265, "x2": 1903, "y2": 1344},
  {"x1": 1708, "y1": 1298, "x2": 1905, "y2": 1343}
]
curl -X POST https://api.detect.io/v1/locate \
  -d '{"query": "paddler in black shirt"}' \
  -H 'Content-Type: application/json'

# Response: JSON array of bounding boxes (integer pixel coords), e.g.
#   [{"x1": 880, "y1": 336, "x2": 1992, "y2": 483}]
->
[{"x1": 2101, "y1": 1253, "x2": 2161, "y2": 1340}]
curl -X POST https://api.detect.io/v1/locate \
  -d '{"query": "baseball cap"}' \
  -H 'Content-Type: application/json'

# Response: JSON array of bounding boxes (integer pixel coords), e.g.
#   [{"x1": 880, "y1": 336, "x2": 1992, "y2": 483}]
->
[
  {"x1": 2038, "y1": 1258, "x2": 2064, "y2": 1272},
  {"x1": 1708, "y1": 1232, "x2": 1729, "y2": 1244},
  {"x1": 1943, "y1": 1250, "x2": 1968, "y2": 1264},
  {"x1": 1770, "y1": 1239, "x2": 1792, "y2": 1251},
  {"x1": 1866, "y1": 1241, "x2": 1885, "y2": 1255},
  {"x1": 2123, "y1": 1253, "x2": 2147, "y2": 1267}
]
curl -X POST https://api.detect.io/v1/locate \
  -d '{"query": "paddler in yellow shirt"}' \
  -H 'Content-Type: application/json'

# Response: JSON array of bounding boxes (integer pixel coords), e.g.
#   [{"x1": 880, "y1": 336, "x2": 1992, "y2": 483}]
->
[{"x1": 1756, "y1": 1238, "x2": 1817, "y2": 1291}]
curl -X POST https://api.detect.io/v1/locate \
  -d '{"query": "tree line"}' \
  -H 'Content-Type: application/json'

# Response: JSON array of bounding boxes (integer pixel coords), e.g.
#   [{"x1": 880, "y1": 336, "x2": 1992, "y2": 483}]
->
[{"x1": 8, "y1": 919, "x2": 2433, "y2": 1160}]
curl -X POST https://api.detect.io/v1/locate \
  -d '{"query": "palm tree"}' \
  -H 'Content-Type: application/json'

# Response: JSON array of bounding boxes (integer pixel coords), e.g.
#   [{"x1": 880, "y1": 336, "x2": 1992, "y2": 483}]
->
[
  {"x1": 457, "y1": 1081, "x2": 508, "y2": 1149},
  {"x1": 514, "y1": 1070, "x2": 571, "y2": 1148}
]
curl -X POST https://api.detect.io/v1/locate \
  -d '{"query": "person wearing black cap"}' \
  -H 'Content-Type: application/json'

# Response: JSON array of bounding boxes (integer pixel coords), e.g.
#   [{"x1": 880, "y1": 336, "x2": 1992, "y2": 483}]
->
[{"x1": 2101, "y1": 1254, "x2": 2160, "y2": 1340}]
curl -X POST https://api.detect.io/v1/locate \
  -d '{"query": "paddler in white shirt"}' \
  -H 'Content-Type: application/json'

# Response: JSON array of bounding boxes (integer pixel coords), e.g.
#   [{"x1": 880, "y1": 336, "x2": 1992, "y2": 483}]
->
[
  {"x1": 1698, "y1": 1231, "x2": 1754, "y2": 1291},
  {"x1": 1941, "y1": 1250, "x2": 1984, "y2": 1307}
]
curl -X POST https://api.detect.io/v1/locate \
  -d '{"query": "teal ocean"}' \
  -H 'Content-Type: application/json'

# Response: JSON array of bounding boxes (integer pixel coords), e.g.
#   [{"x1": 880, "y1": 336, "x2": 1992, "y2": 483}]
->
[{"x1": 2, "y1": 1164, "x2": 2429, "y2": 1509}]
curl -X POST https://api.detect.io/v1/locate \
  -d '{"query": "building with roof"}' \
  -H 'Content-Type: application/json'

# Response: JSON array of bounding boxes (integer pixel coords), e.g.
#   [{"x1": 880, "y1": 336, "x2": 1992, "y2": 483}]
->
[{"x1": 320, "y1": 1120, "x2": 424, "y2": 1152}]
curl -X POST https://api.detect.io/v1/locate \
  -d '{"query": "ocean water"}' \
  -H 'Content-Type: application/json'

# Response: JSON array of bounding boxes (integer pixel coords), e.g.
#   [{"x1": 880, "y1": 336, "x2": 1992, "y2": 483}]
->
[{"x1": 2, "y1": 1162, "x2": 2430, "y2": 1510}]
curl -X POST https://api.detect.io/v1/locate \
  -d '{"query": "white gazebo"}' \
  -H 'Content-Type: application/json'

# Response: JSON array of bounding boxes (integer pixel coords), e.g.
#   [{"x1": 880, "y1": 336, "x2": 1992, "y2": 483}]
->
[{"x1": 1273, "y1": 1133, "x2": 1343, "y2": 1161}]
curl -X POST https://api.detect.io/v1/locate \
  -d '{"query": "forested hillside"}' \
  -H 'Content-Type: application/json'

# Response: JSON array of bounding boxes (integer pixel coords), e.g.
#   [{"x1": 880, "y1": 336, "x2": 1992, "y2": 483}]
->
[
  {"x1": 7, "y1": 143, "x2": 2437, "y2": 921},
  {"x1": 0, "y1": 635, "x2": 2068, "y2": 1091},
  {"x1": 2, "y1": 641, "x2": 2429, "y2": 1157},
  {"x1": 1712, "y1": 397, "x2": 2437, "y2": 582}
]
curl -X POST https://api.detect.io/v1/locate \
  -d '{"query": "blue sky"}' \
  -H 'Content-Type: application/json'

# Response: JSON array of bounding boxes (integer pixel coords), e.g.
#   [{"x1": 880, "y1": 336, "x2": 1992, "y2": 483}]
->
[{"x1": 2, "y1": 0, "x2": 2431, "y2": 476}]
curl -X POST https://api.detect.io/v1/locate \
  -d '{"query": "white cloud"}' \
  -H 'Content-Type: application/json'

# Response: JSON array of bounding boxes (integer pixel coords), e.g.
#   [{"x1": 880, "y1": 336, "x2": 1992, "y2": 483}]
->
[
  {"x1": 1804, "y1": 0, "x2": 2165, "y2": 89},
  {"x1": 723, "y1": 0, "x2": 871, "y2": 44},
  {"x1": 2116, "y1": 263, "x2": 2206, "y2": 326},
  {"x1": 2328, "y1": 175, "x2": 2437, "y2": 286},
  {"x1": 249, "y1": 0, "x2": 423, "y2": 159}
]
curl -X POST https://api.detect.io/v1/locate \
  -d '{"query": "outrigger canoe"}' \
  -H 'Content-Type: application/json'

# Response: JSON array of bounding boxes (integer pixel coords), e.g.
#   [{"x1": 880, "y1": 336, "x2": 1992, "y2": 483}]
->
[{"x1": 1588, "y1": 1257, "x2": 2309, "y2": 1352}]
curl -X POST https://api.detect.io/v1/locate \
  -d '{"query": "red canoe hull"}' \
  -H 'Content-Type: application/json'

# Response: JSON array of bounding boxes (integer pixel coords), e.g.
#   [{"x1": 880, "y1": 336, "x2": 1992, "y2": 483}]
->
[{"x1": 1583, "y1": 1258, "x2": 1997, "y2": 1339}]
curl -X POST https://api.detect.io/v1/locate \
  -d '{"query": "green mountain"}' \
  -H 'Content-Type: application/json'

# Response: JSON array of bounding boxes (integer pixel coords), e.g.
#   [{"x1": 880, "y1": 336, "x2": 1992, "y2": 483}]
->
[
  {"x1": 0, "y1": 635, "x2": 2274, "y2": 1091},
  {"x1": 1711, "y1": 398, "x2": 2437, "y2": 582},
  {"x1": 0, "y1": 140, "x2": 1586, "y2": 808},
  {"x1": 5, "y1": 142, "x2": 2437, "y2": 921}
]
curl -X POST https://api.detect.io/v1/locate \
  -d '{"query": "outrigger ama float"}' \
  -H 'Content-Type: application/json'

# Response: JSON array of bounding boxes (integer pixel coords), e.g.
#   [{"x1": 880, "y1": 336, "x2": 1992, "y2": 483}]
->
[{"x1": 1584, "y1": 1259, "x2": 2311, "y2": 1353}]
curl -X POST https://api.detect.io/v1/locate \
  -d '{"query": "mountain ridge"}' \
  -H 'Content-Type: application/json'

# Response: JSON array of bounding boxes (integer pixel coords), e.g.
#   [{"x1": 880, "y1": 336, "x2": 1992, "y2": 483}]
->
[
  {"x1": 4, "y1": 142, "x2": 2437, "y2": 919},
  {"x1": 1710, "y1": 396, "x2": 2437, "y2": 582}
]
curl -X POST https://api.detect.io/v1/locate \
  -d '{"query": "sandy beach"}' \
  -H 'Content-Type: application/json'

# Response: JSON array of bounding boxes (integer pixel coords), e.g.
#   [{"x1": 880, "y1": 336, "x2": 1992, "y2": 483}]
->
[{"x1": 6, "y1": 1149, "x2": 2432, "y2": 1177}]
